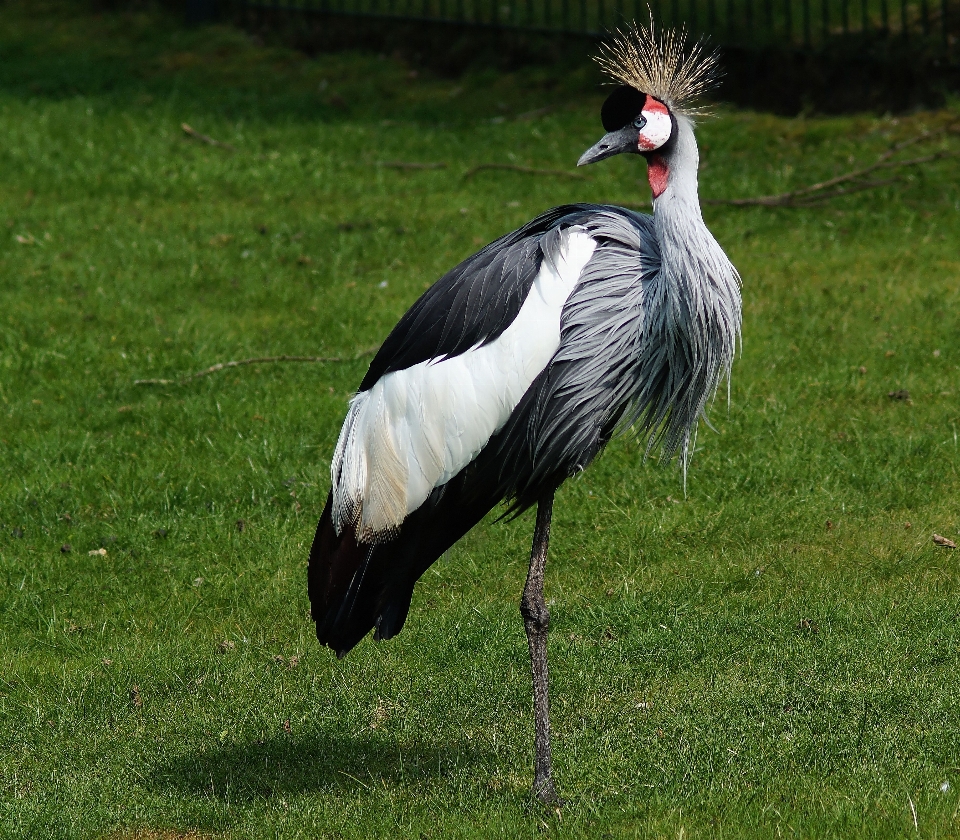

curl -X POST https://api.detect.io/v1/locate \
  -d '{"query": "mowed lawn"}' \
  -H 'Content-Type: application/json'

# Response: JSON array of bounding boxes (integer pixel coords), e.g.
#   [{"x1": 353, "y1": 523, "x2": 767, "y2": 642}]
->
[{"x1": 2, "y1": 3, "x2": 960, "y2": 838}]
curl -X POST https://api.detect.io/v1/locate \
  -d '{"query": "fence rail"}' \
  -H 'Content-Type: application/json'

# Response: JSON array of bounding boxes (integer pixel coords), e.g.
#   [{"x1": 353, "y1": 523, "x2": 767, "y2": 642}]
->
[{"x1": 215, "y1": 0, "x2": 958, "y2": 53}]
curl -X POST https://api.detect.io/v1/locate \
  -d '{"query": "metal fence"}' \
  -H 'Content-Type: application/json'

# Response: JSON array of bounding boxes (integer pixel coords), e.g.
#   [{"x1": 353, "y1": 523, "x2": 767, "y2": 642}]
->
[{"x1": 213, "y1": 0, "x2": 958, "y2": 51}]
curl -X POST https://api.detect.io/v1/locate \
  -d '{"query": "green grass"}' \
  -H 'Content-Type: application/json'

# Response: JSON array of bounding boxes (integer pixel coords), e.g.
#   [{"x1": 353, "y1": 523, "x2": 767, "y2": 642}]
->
[{"x1": 3, "y1": 3, "x2": 960, "y2": 838}]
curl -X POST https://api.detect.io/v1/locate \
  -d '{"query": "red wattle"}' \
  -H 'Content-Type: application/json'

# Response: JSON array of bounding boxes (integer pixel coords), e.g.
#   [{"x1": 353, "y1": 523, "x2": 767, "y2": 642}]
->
[{"x1": 647, "y1": 154, "x2": 669, "y2": 199}]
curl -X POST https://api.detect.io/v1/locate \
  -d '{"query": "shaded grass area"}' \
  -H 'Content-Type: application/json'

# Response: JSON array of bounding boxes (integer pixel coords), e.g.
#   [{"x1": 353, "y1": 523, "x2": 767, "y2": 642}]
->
[{"x1": 2, "y1": 2, "x2": 960, "y2": 838}]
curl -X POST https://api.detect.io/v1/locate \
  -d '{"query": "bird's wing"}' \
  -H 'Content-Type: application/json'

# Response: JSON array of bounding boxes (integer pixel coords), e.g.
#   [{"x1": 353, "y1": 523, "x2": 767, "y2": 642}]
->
[
  {"x1": 487, "y1": 207, "x2": 663, "y2": 510},
  {"x1": 310, "y1": 205, "x2": 657, "y2": 657},
  {"x1": 331, "y1": 204, "x2": 605, "y2": 542},
  {"x1": 359, "y1": 204, "x2": 589, "y2": 388}
]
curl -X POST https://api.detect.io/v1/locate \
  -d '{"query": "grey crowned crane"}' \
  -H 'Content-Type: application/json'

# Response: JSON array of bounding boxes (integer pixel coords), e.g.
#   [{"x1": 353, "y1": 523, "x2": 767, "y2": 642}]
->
[{"x1": 308, "y1": 23, "x2": 741, "y2": 802}]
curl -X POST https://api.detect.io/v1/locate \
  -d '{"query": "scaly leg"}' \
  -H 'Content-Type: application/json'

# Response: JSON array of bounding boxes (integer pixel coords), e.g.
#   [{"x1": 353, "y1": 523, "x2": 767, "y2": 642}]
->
[{"x1": 520, "y1": 490, "x2": 558, "y2": 804}]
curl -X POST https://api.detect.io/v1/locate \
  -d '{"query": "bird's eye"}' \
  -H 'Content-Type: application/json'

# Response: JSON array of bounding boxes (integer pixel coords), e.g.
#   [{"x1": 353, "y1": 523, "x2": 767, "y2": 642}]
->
[{"x1": 632, "y1": 116, "x2": 647, "y2": 130}]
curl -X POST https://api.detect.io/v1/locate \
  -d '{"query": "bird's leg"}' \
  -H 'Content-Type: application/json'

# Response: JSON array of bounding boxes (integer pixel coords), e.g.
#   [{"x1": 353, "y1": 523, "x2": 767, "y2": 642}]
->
[{"x1": 521, "y1": 490, "x2": 558, "y2": 804}]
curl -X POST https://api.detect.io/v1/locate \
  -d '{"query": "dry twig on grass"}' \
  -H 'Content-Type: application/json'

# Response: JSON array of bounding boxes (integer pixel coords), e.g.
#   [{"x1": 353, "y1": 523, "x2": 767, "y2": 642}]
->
[
  {"x1": 705, "y1": 122, "x2": 960, "y2": 208},
  {"x1": 134, "y1": 348, "x2": 377, "y2": 386},
  {"x1": 378, "y1": 161, "x2": 448, "y2": 170},
  {"x1": 181, "y1": 123, "x2": 236, "y2": 151},
  {"x1": 463, "y1": 163, "x2": 588, "y2": 181}
]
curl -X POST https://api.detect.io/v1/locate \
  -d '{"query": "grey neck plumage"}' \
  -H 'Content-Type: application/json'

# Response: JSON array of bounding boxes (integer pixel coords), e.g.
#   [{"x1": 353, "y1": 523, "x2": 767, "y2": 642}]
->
[{"x1": 640, "y1": 114, "x2": 742, "y2": 482}]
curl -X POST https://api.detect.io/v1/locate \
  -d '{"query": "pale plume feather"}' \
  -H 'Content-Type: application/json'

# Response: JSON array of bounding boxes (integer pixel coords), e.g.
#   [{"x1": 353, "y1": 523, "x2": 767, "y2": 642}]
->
[{"x1": 595, "y1": 18, "x2": 720, "y2": 116}]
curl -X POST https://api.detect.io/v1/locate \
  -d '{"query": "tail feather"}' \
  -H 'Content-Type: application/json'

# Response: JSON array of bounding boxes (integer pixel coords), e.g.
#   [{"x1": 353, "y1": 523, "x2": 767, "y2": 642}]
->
[
  {"x1": 308, "y1": 494, "x2": 369, "y2": 656},
  {"x1": 307, "y1": 457, "x2": 510, "y2": 658},
  {"x1": 308, "y1": 369, "x2": 573, "y2": 658},
  {"x1": 308, "y1": 491, "x2": 418, "y2": 657}
]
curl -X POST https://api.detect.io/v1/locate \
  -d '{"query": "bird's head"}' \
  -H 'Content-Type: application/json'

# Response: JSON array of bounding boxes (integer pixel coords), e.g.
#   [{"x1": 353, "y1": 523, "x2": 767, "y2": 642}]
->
[
  {"x1": 577, "y1": 86, "x2": 677, "y2": 196},
  {"x1": 577, "y1": 21, "x2": 720, "y2": 201}
]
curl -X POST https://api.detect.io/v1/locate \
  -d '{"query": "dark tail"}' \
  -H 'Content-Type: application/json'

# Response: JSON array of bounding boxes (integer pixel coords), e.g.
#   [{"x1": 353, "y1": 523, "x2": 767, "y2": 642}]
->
[
  {"x1": 307, "y1": 363, "x2": 589, "y2": 658},
  {"x1": 307, "y1": 493, "x2": 374, "y2": 657},
  {"x1": 307, "y1": 454, "x2": 516, "y2": 658}
]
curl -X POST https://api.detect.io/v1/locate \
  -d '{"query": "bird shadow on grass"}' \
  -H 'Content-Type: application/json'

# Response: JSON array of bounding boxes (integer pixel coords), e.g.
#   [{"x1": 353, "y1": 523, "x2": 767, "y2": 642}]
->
[{"x1": 149, "y1": 727, "x2": 492, "y2": 803}]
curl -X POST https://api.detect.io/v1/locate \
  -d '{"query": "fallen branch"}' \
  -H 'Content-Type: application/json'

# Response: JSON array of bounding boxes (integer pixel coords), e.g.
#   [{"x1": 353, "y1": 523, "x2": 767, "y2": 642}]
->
[
  {"x1": 134, "y1": 348, "x2": 377, "y2": 386},
  {"x1": 706, "y1": 122, "x2": 960, "y2": 207},
  {"x1": 463, "y1": 163, "x2": 587, "y2": 181},
  {"x1": 378, "y1": 161, "x2": 447, "y2": 170},
  {"x1": 715, "y1": 177, "x2": 903, "y2": 208},
  {"x1": 181, "y1": 123, "x2": 236, "y2": 151}
]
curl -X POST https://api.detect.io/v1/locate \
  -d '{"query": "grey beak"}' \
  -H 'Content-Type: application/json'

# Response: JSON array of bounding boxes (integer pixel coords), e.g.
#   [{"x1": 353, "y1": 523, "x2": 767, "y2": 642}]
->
[{"x1": 577, "y1": 127, "x2": 638, "y2": 166}]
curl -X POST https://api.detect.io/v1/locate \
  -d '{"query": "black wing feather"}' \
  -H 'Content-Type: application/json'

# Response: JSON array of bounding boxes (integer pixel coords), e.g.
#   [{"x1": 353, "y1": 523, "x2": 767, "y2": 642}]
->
[{"x1": 358, "y1": 204, "x2": 600, "y2": 391}]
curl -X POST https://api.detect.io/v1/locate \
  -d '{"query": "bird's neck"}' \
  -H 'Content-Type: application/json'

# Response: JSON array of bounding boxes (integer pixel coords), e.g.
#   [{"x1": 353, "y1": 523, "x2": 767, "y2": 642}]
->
[
  {"x1": 642, "y1": 112, "x2": 742, "y2": 476},
  {"x1": 650, "y1": 115, "x2": 731, "y2": 286},
  {"x1": 651, "y1": 115, "x2": 704, "y2": 232}
]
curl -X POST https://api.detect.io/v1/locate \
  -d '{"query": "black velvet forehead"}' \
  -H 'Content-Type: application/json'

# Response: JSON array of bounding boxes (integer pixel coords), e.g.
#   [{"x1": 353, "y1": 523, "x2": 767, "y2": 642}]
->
[{"x1": 600, "y1": 85, "x2": 648, "y2": 132}]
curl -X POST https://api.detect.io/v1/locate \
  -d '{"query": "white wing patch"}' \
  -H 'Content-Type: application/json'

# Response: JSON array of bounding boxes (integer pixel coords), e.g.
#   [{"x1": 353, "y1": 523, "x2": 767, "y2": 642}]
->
[{"x1": 331, "y1": 227, "x2": 597, "y2": 542}]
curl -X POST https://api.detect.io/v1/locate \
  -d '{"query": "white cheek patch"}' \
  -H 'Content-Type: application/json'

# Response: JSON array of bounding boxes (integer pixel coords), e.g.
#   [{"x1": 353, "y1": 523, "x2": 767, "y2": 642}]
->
[{"x1": 637, "y1": 110, "x2": 672, "y2": 151}]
